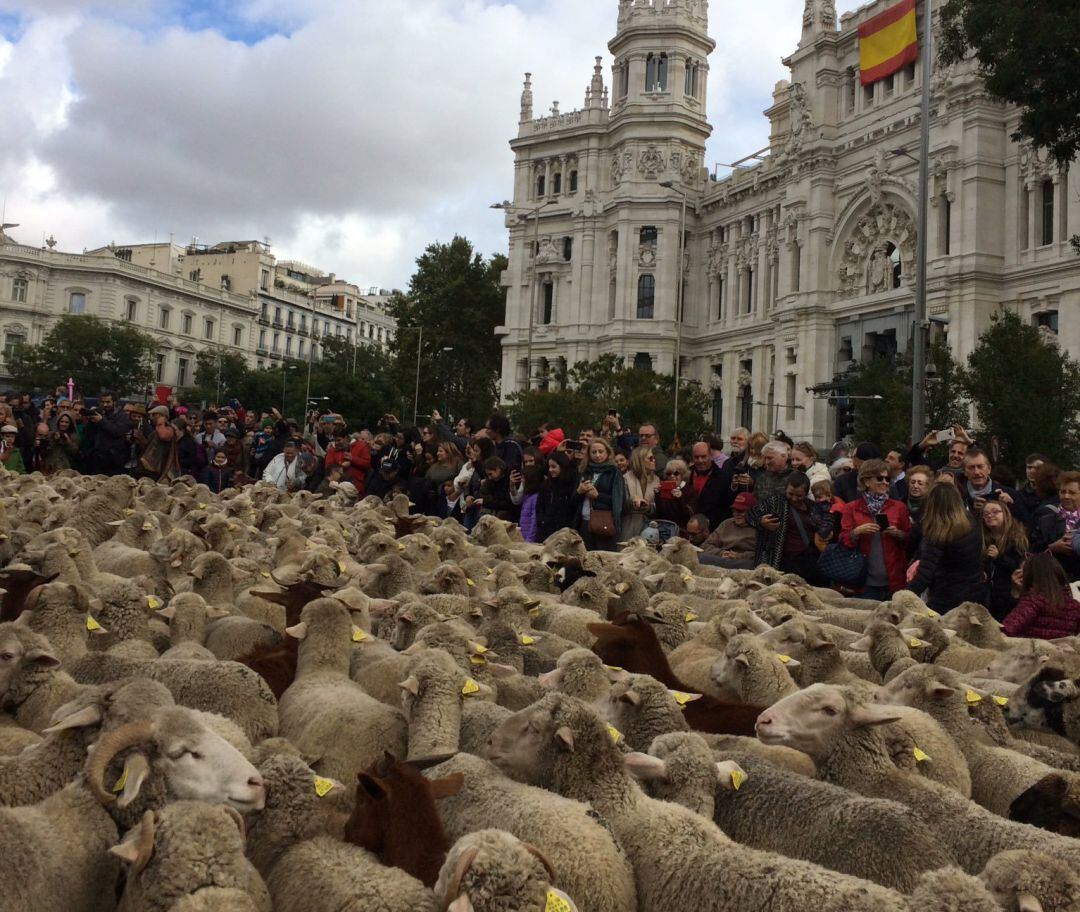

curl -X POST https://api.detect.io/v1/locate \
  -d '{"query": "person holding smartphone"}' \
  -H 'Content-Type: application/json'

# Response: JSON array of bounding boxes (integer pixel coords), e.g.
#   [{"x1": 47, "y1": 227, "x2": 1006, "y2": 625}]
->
[{"x1": 839, "y1": 458, "x2": 912, "y2": 599}]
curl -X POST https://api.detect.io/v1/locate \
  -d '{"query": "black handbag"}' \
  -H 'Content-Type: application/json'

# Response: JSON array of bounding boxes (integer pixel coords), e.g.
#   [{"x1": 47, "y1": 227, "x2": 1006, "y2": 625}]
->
[{"x1": 817, "y1": 541, "x2": 868, "y2": 586}]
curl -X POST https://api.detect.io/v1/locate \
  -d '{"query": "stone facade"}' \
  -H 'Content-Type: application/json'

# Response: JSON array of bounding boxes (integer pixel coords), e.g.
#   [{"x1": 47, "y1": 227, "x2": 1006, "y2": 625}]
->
[
  {"x1": 497, "y1": 0, "x2": 1080, "y2": 447},
  {"x1": 0, "y1": 232, "x2": 397, "y2": 391}
]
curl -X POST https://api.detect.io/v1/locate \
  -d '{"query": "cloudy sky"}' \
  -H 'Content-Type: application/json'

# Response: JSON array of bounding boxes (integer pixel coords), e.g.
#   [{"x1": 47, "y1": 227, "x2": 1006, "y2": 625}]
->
[{"x1": 0, "y1": 0, "x2": 866, "y2": 290}]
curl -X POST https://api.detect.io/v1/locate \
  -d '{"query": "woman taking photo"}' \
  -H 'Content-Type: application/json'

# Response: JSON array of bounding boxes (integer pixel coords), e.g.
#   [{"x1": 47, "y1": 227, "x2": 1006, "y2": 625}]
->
[
  {"x1": 621, "y1": 445, "x2": 659, "y2": 541},
  {"x1": 573, "y1": 438, "x2": 627, "y2": 551},
  {"x1": 455, "y1": 436, "x2": 494, "y2": 531},
  {"x1": 906, "y1": 482, "x2": 984, "y2": 613},
  {"x1": 655, "y1": 458, "x2": 693, "y2": 531},
  {"x1": 981, "y1": 500, "x2": 1028, "y2": 621},
  {"x1": 839, "y1": 459, "x2": 912, "y2": 600}
]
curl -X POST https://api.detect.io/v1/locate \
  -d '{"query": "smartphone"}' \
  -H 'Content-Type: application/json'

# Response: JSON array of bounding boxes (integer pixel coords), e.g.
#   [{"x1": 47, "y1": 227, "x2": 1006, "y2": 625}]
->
[
  {"x1": 875, "y1": 514, "x2": 890, "y2": 531},
  {"x1": 985, "y1": 490, "x2": 1001, "y2": 501},
  {"x1": 607, "y1": 409, "x2": 618, "y2": 417},
  {"x1": 659, "y1": 480, "x2": 676, "y2": 495},
  {"x1": 566, "y1": 440, "x2": 584, "y2": 452},
  {"x1": 935, "y1": 428, "x2": 957, "y2": 445}
]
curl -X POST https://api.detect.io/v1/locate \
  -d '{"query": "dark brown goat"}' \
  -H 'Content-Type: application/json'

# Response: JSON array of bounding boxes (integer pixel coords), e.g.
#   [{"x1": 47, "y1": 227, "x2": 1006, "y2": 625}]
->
[
  {"x1": 0, "y1": 569, "x2": 59, "y2": 622},
  {"x1": 236, "y1": 579, "x2": 343, "y2": 698},
  {"x1": 344, "y1": 753, "x2": 464, "y2": 887},
  {"x1": 588, "y1": 613, "x2": 763, "y2": 736}
]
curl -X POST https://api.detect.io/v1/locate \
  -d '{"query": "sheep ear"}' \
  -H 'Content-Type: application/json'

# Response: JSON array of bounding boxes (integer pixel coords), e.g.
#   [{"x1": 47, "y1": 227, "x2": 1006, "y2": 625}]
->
[
  {"x1": 25, "y1": 648, "x2": 60, "y2": 669},
  {"x1": 967, "y1": 614, "x2": 984, "y2": 627},
  {"x1": 554, "y1": 726, "x2": 574, "y2": 752},
  {"x1": 448, "y1": 896, "x2": 475, "y2": 912},
  {"x1": 357, "y1": 773, "x2": 387, "y2": 800},
  {"x1": 734, "y1": 652, "x2": 750, "y2": 667},
  {"x1": 115, "y1": 754, "x2": 151, "y2": 808},
  {"x1": 155, "y1": 605, "x2": 176, "y2": 621},
  {"x1": 428, "y1": 772, "x2": 465, "y2": 799},
  {"x1": 716, "y1": 760, "x2": 747, "y2": 791},
  {"x1": 929, "y1": 684, "x2": 955, "y2": 700},
  {"x1": 284, "y1": 622, "x2": 308, "y2": 640},
  {"x1": 109, "y1": 809, "x2": 155, "y2": 875},
  {"x1": 485, "y1": 662, "x2": 518, "y2": 679},
  {"x1": 623, "y1": 751, "x2": 667, "y2": 781},
  {"x1": 849, "y1": 635, "x2": 872, "y2": 651},
  {"x1": 1017, "y1": 894, "x2": 1044, "y2": 912},
  {"x1": 849, "y1": 704, "x2": 902, "y2": 729},
  {"x1": 399, "y1": 676, "x2": 421, "y2": 697},
  {"x1": 943, "y1": 628, "x2": 958, "y2": 639},
  {"x1": 618, "y1": 689, "x2": 641, "y2": 707}
]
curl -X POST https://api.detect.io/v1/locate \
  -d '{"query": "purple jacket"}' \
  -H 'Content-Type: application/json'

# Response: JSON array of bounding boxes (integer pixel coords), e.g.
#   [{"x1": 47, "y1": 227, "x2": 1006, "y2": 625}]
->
[{"x1": 519, "y1": 492, "x2": 540, "y2": 543}]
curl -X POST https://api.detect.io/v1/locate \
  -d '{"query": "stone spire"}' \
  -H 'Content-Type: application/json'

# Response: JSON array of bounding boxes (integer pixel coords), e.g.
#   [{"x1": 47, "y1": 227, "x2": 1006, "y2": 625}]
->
[
  {"x1": 801, "y1": 0, "x2": 836, "y2": 44},
  {"x1": 586, "y1": 56, "x2": 606, "y2": 109},
  {"x1": 520, "y1": 73, "x2": 533, "y2": 122}
]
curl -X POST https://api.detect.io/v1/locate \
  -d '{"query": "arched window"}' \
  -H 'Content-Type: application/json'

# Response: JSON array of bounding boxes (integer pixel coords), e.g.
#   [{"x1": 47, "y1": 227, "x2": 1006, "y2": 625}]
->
[
  {"x1": 636, "y1": 274, "x2": 655, "y2": 319},
  {"x1": 542, "y1": 283, "x2": 554, "y2": 324},
  {"x1": 633, "y1": 352, "x2": 653, "y2": 372},
  {"x1": 536, "y1": 175, "x2": 546, "y2": 197},
  {"x1": 568, "y1": 170, "x2": 578, "y2": 192},
  {"x1": 553, "y1": 173, "x2": 562, "y2": 194},
  {"x1": 886, "y1": 242, "x2": 902, "y2": 288},
  {"x1": 645, "y1": 53, "x2": 668, "y2": 92}
]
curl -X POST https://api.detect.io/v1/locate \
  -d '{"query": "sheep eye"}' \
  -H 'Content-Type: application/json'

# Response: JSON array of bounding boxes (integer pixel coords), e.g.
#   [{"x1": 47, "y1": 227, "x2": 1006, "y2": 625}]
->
[
  {"x1": 821, "y1": 706, "x2": 838, "y2": 716},
  {"x1": 0, "y1": 653, "x2": 13, "y2": 662}
]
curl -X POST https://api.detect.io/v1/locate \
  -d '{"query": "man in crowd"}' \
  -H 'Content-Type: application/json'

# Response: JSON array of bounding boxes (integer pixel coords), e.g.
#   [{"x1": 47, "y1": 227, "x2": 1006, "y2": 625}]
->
[
  {"x1": 746, "y1": 471, "x2": 821, "y2": 581},
  {"x1": 716, "y1": 426, "x2": 751, "y2": 521},
  {"x1": 486, "y1": 413, "x2": 523, "y2": 471},
  {"x1": 88, "y1": 391, "x2": 132, "y2": 476},
  {"x1": 687, "y1": 441, "x2": 726, "y2": 530},
  {"x1": 752, "y1": 440, "x2": 792, "y2": 501},
  {"x1": 637, "y1": 422, "x2": 668, "y2": 474},
  {"x1": 961, "y1": 447, "x2": 1024, "y2": 523},
  {"x1": 887, "y1": 448, "x2": 909, "y2": 501},
  {"x1": 700, "y1": 492, "x2": 758, "y2": 568},
  {"x1": 835, "y1": 442, "x2": 880, "y2": 502}
]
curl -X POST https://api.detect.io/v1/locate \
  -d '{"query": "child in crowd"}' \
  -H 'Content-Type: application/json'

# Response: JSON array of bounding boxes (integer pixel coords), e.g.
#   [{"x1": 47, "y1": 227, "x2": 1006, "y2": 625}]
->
[{"x1": 1002, "y1": 551, "x2": 1080, "y2": 639}]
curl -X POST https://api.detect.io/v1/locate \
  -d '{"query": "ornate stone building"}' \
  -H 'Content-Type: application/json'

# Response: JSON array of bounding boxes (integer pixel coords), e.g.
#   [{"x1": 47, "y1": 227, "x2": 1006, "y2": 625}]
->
[{"x1": 497, "y1": 0, "x2": 1079, "y2": 446}]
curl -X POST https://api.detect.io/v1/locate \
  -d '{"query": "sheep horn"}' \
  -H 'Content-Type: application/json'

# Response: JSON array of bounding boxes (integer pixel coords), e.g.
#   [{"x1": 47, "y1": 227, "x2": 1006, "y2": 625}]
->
[
  {"x1": 223, "y1": 805, "x2": 246, "y2": 839},
  {"x1": 441, "y1": 846, "x2": 480, "y2": 912},
  {"x1": 85, "y1": 718, "x2": 156, "y2": 806},
  {"x1": 404, "y1": 752, "x2": 457, "y2": 771},
  {"x1": 520, "y1": 841, "x2": 557, "y2": 881}
]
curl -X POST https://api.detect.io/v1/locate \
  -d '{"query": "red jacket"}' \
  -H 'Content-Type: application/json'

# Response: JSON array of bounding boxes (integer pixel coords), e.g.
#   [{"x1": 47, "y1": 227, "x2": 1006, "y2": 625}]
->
[
  {"x1": 1002, "y1": 588, "x2": 1080, "y2": 640},
  {"x1": 839, "y1": 497, "x2": 912, "y2": 593},
  {"x1": 346, "y1": 439, "x2": 372, "y2": 494}
]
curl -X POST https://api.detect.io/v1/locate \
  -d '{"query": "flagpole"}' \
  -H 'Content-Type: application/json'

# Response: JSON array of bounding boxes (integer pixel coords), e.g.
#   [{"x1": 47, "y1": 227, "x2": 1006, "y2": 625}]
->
[{"x1": 911, "y1": 0, "x2": 932, "y2": 444}]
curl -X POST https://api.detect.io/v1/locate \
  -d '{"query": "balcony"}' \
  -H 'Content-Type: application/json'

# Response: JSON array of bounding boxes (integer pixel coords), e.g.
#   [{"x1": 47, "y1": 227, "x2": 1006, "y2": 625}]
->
[
  {"x1": 297, "y1": 327, "x2": 309, "y2": 337},
  {"x1": 256, "y1": 346, "x2": 268, "y2": 356},
  {"x1": 272, "y1": 319, "x2": 283, "y2": 328}
]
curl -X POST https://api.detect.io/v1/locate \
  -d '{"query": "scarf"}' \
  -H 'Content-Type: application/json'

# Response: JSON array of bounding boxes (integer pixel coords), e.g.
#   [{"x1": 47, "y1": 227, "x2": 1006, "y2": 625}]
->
[
  {"x1": 966, "y1": 480, "x2": 993, "y2": 501},
  {"x1": 863, "y1": 491, "x2": 888, "y2": 515},
  {"x1": 1061, "y1": 507, "x2": 1080, "y2": 532}
]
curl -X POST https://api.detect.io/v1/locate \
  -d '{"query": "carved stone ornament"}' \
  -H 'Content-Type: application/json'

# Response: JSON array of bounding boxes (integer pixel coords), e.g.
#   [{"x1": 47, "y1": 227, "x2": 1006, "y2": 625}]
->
[
  {"x1": 639, "y1": 245, "x2": 657, "y2": 267},
  {"x1": 737, "y1": 369, "x2": 754, "y2": 389},
  {"x1": 785, "y1": 83, "x2": 815, "y2": 157},
  {"x1": 638, "y1": 145, "x2": 666, "y2": 177},
  {"x1": 611, "y1": 151, "x2": 631, "y2": 186},
  {"x1": 1018, "y1": 140, "x2": 1058, "y2": 183},
  {"x1": 708, "y1": 373, "x2": 724, "y2": 391},
  {"x1": 836, "y1": 202, "x2": 916, "y2": 299},
  {"x1": 536, "y1": 236, "x2": 561, "y2": 265},
  {"x1": 707, "y1": 243, "x2": 728, "y2": 277}
]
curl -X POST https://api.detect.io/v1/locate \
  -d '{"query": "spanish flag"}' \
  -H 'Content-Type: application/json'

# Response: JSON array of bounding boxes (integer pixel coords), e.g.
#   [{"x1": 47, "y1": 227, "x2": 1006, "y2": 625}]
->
[{"x1": 858, "y1": 0, "x2": 918, "y2": 86}]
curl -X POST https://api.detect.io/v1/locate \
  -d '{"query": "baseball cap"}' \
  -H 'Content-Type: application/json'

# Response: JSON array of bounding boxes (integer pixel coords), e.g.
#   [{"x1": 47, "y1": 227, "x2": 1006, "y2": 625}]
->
[{"x1": 732, "y1": 493, "x2": 758, "y2": 512}]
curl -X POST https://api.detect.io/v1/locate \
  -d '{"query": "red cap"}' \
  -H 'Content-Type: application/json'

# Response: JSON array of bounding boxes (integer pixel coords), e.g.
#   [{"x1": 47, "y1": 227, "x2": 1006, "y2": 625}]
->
[
  {"x1": 732, "y1": 493, "x2": 758, "y2": 512},
  {"x1": 538, "y1": 428, "x2": 565, "y2": 456}
]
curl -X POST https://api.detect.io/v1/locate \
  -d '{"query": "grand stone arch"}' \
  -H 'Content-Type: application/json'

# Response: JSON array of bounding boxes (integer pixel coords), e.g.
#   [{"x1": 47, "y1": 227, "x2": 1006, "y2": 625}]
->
[{"x1": 832, "y1": 195, "x2": 917, "y2": 300}]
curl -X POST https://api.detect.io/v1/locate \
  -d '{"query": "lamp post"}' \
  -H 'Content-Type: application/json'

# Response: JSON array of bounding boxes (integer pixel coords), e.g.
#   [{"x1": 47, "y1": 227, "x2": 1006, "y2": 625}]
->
[
  {"x1": 659, "y1": 179, "x2": 688, "y2": 434},
  {"x1": 441, "y1": 346, "x2": 454, "y2": 419},
  {"x1": 490, "y1": 199, "x2": 555, "y2": 391},
  {"x1": 281, "y1": 362, "x2": 298, "y2": 416}
]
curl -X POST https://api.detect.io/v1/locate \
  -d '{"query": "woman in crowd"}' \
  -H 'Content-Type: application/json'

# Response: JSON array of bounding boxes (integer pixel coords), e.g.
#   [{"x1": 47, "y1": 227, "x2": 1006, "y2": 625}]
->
[
  {"x1": 1002, "y1": 551, "x2": 1080, "y2": 639},
  {"x1": 655, "y1": 457, "x2": 693, "y2": 531},
  {"x1": 138, "y1": 406, "x2": 181, "y2": 482},
  {"x1": 981, "y1": 499, "x2": 1028, "y2": 621},
  {"x1": 455, "y1": 436, "x2": 494, "y2": 530},
  {"x1": 621, "y1": 445, "x2": 659, "y2": 541},
  {"x1": 172, "y1": 416, "x2": 199, "y2": 479},
  {"x1": 839, "y1": 459, "x2": 912, "y2": 600},
  {"x1": 512, "y1": 457, "x2": 546, "y2": 542},
  {"x1": 573, "y1": 438, "x2": 627, "y2": 551},
  {"x1": 536, "y1": 451, "x2": 578, "y2": 542},
  {"x1": 43, "y1": 413, "x2": 81, "y2": 473},
  {"x1": 791, "y1": 442, "x2": 830, "y2": 488},
  {"x1": 906, "y1": 482, "x2": 984, "y2": 612},
  {"x1": 424, "y1": 441, "x2": 463, "y2": 514},
  {"x1": 1030, "y1": 469, "x2": 1080, "y2": 581}
]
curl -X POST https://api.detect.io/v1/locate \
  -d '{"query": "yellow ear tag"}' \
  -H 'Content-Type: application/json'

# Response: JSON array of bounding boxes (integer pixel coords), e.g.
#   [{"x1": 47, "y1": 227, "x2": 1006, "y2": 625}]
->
[
  {"x1": 461, "y1": 679, "x2": 480, "y2": 696},
  {"x1": 776, "y1": 654, "x2": 792, "y2": 664},
  {"x1": 993, "y1": 695, "x2": 1009, "y2": 707},
  {"x1": 342, "y1": 528, "x2": 351, "y2": 539},
  {"x1": 338, "y1": 561, "x2": 347, "y2": 574},
  {"x1": 965, "y1": 690, "x2": 982, "y2": 704},
  {"x1": 913, "y1": 746, "x2": 930, "y2": 763},
  {"x1": 546, "y1": 890, "x2": 572, "y2": 912},
  {"x1": 520, "y1": 635, "x2": 536, "y2": 645},
  {"x1": 684, "y1": 612, "x2": 698, "y2": 623},
  {"x1": 529, "y1": 607, "x2": 541, "y2": 618},
  {"x1": 470, "y1": 655, "x2": 486, "y2": 667},
  {"x1": 112, "y1": 766, "x2": 129, "y2": 793},
  {"x1": 908, "y1": 638, "x2": 921, "y2": 648},
  {"x1": 313, "y1": 776, "x2": 335, "y2": 798},
  {"x1": 730, "y1": 769, "x2": 747, "y2": 790},
  {"x1": 86, "y1": 615, "x2": 102, "y2": 632},
  {"x1": 352, "y1": 629, "x2": 367, "y2": 643},
  {"x1": 926, "y1": 609, "x2": 939, "y2": 618},
  {"x1": 466, "y1": 578, "x2": 476, "y2": 587},
  {"x1": 473, "y1": 644, "x2": 488, "y2": 654},
  {"x1": 147, "y1": 596, "x2": 162, "y2": 610},
  {"x1": 606, "y1": 724, "x2": 623, "y2": 744},
  {"x1": 682, "y1": 574, "x2": 693, "y2": 583},
  {"x1": 227, "y1": 523, "x2": 237, "y2": 532},
  {"x1": 197, "y1": 503, "x2": 206, "y2": 509},
  {"x1": 670, "y1": 690, "x2": 702, "y2": 707},
  {"x1": 123, "y1": 509, "x2": 135, "y2": 516},
  {"x1": 260, "y1": 571, "x2": 271, "y2": 578},
  {"x1": 604, "y1": 664, "x2": 623, "y2": 672}
]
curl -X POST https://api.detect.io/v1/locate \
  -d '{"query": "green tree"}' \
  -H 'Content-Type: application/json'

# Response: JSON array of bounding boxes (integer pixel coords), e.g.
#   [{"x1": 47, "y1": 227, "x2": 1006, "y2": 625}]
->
[
  {"x1": 506, "y1": 353, "x2": 712, "y2": 446},
  {"x1": 959, "y1": 309, "x2": 1080, "y2": 472},
  {"x1": 387, "y1": 237, "x2": 507, "y2": 424},
  {"x1": 191, "y1": 350, "x2": 252, "y2": 403},
  {"x1": 940, "y1": 0, "x2": 1080, "y2": 164},
  {"x1": 8, "y1": 315, "x2": 158, "y2": 396},
  {"x1": 843, "y1": 341, "x2": 967, "y2": 451}
]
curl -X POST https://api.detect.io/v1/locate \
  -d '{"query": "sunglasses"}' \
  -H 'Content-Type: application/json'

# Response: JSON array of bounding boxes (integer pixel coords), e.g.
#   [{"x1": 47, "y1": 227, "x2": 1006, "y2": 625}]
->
[{"x1": 873, "y1": 474, "x2": 889, "y2": 481}]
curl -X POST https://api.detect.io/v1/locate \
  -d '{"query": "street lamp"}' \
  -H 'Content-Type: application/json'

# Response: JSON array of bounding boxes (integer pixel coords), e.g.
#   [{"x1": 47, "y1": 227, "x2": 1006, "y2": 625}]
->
[
  {"x1": 441, "y1": 346, "x2": 454, "y2": 418},
  {"x1": 491, "y1": 198, "x2": 556, "y2": 391},
  {"x1": 281, "y1": 362, "x2": 299, "y2": 416},
  {"x1": 659, "y1": 179, "x2": 688, "y2": 434}
]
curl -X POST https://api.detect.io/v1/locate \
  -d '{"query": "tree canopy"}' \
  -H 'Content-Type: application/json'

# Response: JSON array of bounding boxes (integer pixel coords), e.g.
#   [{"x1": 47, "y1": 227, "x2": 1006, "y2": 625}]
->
[
  {"x1": 386, "y1": 236, "x2": 507, "y2": 424},
  {"x1": 7, "y1": 315, "x2": 158, "y2": 396},
  {"x1": 506, "y1": 353, "x2": 712, "y2": 444},
  {"x1": 940, "y1": 0, "x2": 1080, "y2": 164}
]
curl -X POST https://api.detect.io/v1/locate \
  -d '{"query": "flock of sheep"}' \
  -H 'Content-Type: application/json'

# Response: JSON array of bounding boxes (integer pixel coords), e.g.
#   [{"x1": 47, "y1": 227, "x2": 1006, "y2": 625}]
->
[{"x1": 0, "y1": 470, "x2": 1079, "y2": 911}]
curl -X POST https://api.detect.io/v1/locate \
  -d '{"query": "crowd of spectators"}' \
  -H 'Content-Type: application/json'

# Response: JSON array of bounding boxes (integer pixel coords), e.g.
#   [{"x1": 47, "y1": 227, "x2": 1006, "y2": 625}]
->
[{"x1": 0, "y1": 386, "x2": 1077, "y2": 639}]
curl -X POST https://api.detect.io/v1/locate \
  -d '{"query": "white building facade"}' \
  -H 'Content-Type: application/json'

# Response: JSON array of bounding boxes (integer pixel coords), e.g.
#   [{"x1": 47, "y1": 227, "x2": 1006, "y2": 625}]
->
[
  {"x1": 0, "y1": 231, "x2": 397, "y2": 391},
  {"x1": 497, "y1": 0, "x2": 1080, "y2": 447}
]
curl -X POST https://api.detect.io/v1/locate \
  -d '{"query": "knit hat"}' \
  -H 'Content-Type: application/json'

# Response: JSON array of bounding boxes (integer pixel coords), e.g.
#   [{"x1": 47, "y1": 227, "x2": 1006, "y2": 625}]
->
[
  {"x1": 538, "y1": 428, "x2": 565, "y2": 456},
  {"x1": 0, "y1": 425, "x2": 16, "y2": 434},
  {"x1": 149, "y1": 405, "x2": 170, "y2": 418},
  {"x1": 732, "y1": 493, "x2": 758, "y2": 513}
]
